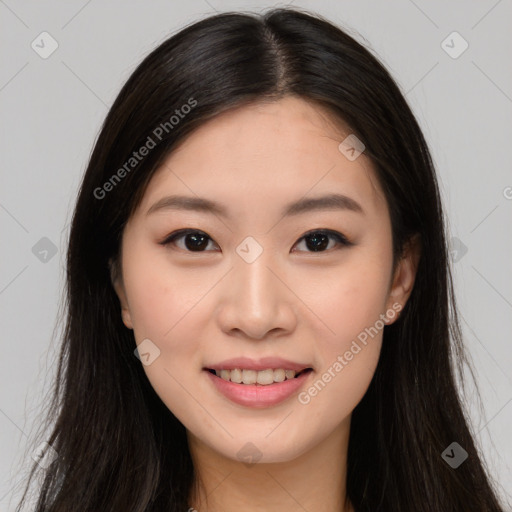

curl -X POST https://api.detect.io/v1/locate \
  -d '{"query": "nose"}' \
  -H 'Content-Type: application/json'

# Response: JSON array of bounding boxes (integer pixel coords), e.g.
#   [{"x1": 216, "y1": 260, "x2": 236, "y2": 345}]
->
[{"x1": 215, "y1": 250, "x2": 297, "y2": 340}]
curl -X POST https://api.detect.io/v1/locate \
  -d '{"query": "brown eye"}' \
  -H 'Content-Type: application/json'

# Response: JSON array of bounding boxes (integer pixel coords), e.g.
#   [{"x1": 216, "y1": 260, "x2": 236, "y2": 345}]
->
[
  {"x1": 160, "y1": 229, "x2": 218, "y2": 252},
  {"x1": 293, "y1": 230, "x2": 352, "y2": 253}
]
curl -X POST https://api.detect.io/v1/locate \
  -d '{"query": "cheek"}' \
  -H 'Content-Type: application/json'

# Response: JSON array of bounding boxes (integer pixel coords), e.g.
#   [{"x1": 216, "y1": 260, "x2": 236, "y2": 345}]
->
[
  {"x1": 121, "y1": 248, "x2": 217, "y2": 393},
  {"x1": 123, "y1": 245, "x2": 207, "y2": 339},
  {"x1": 301, "y1": 253, "x2": 391, "y2": 349},
  {"x1": 122, "y1": 255, "x2": 213, "y2": 423},
  {"x1": 294, "y1": 252, "x2": 390, "y2": 406}
]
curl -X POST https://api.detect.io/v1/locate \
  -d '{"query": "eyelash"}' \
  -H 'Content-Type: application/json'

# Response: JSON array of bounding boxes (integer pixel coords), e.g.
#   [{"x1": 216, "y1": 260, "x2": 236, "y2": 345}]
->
[{"x1": 159, "y1": 228, "x2": 353, "y2": 254}]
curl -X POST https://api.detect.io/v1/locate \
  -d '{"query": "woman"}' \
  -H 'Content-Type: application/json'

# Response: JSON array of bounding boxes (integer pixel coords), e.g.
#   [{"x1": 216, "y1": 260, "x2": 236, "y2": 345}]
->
[{"x1": 17, "y1": 7, "x2": 508, "y2": 511}]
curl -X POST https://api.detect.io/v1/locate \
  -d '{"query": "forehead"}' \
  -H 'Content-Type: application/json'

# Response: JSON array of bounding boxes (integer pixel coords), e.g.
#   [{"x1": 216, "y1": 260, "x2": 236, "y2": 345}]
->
[{"x1": 137, "y1": 96, "x2": 387, "y2": 222}]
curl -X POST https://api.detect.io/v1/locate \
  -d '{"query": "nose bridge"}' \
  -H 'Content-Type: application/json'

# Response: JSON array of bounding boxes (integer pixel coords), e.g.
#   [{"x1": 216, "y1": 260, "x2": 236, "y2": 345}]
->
[
  {"x1": 218, "y1": 238, "x2": 294, "y2": 338},
  {"x1": 233, "y1": 242, "x2": 280, "y2": 312}
]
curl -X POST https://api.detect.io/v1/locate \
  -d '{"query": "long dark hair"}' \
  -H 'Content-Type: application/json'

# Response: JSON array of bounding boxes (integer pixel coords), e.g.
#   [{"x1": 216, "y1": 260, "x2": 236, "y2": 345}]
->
[{"x1": 17, "y1": 7, "x2": 508, "y2": 511}]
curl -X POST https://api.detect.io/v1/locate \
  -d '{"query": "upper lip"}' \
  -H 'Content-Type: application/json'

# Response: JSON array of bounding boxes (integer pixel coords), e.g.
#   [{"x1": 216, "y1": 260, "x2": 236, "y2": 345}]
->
[{"x1": 204, "y1": 357, "x2": 313, "y2": 372}]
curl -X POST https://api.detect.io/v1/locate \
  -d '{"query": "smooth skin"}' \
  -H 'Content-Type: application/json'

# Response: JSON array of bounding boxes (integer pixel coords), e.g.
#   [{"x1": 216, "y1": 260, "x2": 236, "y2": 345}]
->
[{"x1": 112, "y1": 96, "x2": 421, "y2": 512}]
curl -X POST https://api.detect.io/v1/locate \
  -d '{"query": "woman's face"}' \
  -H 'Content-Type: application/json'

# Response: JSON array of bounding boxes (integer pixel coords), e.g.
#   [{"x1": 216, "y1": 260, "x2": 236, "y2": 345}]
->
[{"x1": 113, "y1": 96, "x2": 418, "y2": 463}]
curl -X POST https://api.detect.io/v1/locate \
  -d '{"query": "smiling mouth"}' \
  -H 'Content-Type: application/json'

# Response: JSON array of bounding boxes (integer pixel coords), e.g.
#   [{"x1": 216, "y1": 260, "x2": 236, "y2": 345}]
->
[{"x1": 206, "y1": 367, "x2": 313, "y2": 386}]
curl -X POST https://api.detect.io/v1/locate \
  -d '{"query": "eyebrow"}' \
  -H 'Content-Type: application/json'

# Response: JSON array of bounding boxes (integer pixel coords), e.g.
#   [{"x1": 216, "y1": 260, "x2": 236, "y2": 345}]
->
[{"x1": 146, "y1": 193, "x2": 364, "y2": 218}]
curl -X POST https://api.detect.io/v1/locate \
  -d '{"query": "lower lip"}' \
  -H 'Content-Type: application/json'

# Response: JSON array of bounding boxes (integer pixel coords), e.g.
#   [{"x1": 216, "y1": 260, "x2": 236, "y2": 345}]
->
[{"x1": 204, "y1": 369, "x2": 313, "y2": 408}]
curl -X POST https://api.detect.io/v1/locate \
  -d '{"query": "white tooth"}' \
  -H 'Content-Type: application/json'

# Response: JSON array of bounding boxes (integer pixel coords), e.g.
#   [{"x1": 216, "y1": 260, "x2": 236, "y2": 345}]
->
[
  {"x1": 230, "y1": 368, "x2": 242, "y2": 383},
  {"x1": 242, "y1": 369, "x2": 257, "y2": 385},
  {"x1": 273, "y1": 369, "x2": 285, "y2": 382},
  {"x1": 213, "y1": 368, "x2": 299, "y2": 384},
  {"x1": 256, "y1": 369, "x2": 274, "y2": 385},
  {"x1": 285, "y1": 369, "x2": 296, "y2": 380}
]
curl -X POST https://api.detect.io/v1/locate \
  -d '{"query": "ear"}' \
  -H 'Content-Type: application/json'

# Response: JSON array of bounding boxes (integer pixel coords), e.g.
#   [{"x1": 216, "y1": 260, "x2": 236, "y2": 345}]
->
[
  {"x1": 385, "y1": 234, "x2": 421, "y2": 324},
  {"x1": 109, "y1": 258, "x2": 133, "y2": 330}
]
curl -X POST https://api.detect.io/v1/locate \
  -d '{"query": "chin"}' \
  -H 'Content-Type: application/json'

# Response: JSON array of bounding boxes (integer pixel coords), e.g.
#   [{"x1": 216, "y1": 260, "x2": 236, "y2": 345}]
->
[{"x1": 212, "y1": 432, "x2": 315, "y2": 465}]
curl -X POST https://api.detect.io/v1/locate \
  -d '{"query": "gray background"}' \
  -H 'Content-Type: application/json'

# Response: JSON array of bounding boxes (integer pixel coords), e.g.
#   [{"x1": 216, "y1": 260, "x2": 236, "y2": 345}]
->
[{"x1": 1, "y1": 0, "x2": 511, "y2": 509}]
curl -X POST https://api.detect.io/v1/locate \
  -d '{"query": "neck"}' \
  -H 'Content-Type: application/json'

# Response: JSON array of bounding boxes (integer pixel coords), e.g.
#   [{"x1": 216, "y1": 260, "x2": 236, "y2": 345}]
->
[{"x1": 187, "y1": 417, "x2": 353, "y2": 512}]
